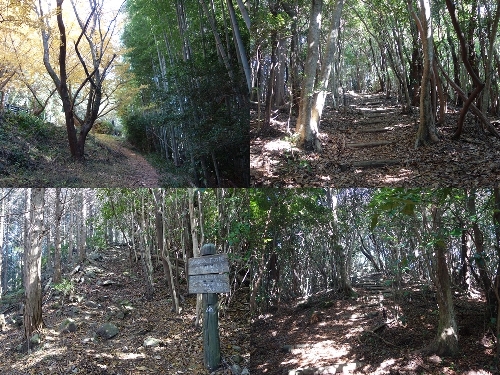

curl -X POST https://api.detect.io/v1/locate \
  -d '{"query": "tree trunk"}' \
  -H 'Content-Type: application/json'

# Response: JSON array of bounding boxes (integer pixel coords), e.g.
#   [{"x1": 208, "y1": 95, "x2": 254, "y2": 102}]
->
[
  {"x1": 426, "y1": 205, "x2": 459, "y2": 356},
  {"x1": 78, "y1": 191, "x2": 87, "y2": 263},
  {"x1": 413, "y1": 0, "x2": 439, "y2": 147},
  {"x1": 139, "y1": 193, "x2": 154, "y2": 300},
  {"x1": 24, "y1": 188, "x2": 45, "y2": 340},
  {"x1": 296, "y1": 0, "x2": 323, "y2": 152},
  {"x1": 445, "y1": 0, "x2": 486, "y2": 139},
  {"x1": 0, "y1": 189, "x2": 4, "y2": 296},
  {"x1": 310, "y1": 0, "x2": 344, "y2": 138},
  {"x1": 53, "y1": 188, "x2": 62, "y2": 283}
]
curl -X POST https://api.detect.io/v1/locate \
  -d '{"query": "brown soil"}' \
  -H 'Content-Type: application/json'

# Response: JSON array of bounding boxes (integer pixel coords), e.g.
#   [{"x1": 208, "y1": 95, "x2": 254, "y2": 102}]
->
[
  {"x1": 251, "y1": 287, "x2": 496, "y2": 375},
  {"x1": 0, "y1": 246, "x2": 250, "y2": 374},
  {"x1": 251, "y1": 93, "x2": 500, "y2": 187},
  {"x1": 94, "y1": 134, "x2": 160, "y2": 187}
]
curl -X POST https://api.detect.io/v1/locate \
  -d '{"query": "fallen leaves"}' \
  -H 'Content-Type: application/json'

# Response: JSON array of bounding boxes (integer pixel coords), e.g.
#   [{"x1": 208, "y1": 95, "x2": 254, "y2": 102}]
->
[{"x1": 251, "y1": 93, "x2": 500, "y2": 187}]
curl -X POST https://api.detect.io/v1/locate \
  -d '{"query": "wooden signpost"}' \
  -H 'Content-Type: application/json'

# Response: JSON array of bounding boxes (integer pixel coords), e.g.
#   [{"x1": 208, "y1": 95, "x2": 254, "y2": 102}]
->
[{"x1": 188, "y1": 244, "x2": 230, "y2": 371}]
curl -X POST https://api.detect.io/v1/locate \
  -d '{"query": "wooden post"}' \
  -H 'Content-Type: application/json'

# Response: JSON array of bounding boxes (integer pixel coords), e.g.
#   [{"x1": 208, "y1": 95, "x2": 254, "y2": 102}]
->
[{"x1": 201, "y1": 243, "x2": 221, "y2": 371}]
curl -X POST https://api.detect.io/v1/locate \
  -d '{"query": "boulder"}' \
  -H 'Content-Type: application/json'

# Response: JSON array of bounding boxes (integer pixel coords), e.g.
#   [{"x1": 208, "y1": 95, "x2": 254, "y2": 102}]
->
[
  {"x1": 96, "y1": 322, "x2": 119, "y2": 339},
  {"x1": 30, "y1": 333, "x2": 41, "y2": 345},
  {"x1": 144, "y1": 337, "x2": 163, "y2": 347},
  {"x1": 231, "y1": 364, "x2": 242, "y2": 375},
  {"x1": 59, "y1": 318, "x2": 77, "y2": 333},
  {"x1": 88, "y1": 252, "x2": 104, "y2": 261}
]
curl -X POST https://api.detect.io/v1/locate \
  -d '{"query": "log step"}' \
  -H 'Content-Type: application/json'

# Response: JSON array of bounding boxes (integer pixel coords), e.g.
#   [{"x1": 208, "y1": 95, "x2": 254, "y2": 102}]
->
[
  {"x1": 288, "y1": 362, "x2": 363, "y2": 375},
  {"x1": 341, "y1": 159, "x2": 401, "y2": 170},
  {"x1": 357, "y1": 127, "x2": 393, "y2": 133},
  {"x1": 347, "y1": 140, "x2": 394, "y2": 148}
]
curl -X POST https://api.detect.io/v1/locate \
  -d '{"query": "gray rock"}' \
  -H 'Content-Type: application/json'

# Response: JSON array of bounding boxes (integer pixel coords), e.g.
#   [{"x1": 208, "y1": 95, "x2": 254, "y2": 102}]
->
[
  {"x1": 59, "y1": 318, "x2": 77, "y2": 333},
  {"x1": 85, "y1": 300, "x2": 99, "y2": 309},
  {"x1": 231, "y1": 364, "x2": 242, "y2": 375},
  {"x1": 241, "y1": 369, "x2": 249, "y2": 375},
  {"x1": 231, "y1": 354, "x2": 243, "y2": 364},
  {"x1": 232, "y1": 345, "x2": 241, "y2": 352},
  {"x1": 144, "y1": 337, "x2": 163, "y2": 347},
  {"x1": 96, "y1": 322, "x2": 119, "y2": 339},
  {"x1": 88, "y1": 252, "x2": 103, "y2": 261},
  {"x1": 30, "y1": 333, "x2": 41, "y2": 345}
]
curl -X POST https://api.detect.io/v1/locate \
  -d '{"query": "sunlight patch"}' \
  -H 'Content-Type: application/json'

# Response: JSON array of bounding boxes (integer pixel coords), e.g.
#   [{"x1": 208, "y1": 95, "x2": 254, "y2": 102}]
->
[
  {"x1": 263, "y1": 139, "x2": 299, "y2": 152},
  {"x1": 116, "y1": 352, "x2": 146, "y2": 360}
]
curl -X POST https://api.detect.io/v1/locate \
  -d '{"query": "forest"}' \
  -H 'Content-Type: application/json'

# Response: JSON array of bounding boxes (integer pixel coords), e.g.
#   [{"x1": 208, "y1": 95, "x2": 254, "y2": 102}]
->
[
  {"x1": 250, "y1": 188, "x2": 500, "y2": 374},
  {"x1": 0, "y1": 0, "x2": 249, "y2": 187},
  {"x1": 250, "y1": 0, "x2": 500, "y2": 187},
  {"x1": 0, "y1": 188, "x2": 250, "y2": 375}
]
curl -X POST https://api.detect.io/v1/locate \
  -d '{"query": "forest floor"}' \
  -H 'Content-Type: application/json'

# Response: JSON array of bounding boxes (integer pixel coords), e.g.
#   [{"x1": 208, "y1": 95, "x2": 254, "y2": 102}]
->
[
  {"x1": 251, "y1": 92, "x2": 500, "y2": 187},
  {"x1": 0, "y1": 245, "x2": 250, "y2": 375},
  {"x1": 251, "y1": 285, "x2": 496, "y2": 375},
  {"x1": 0, "y1": 115, "x2": 192, "y2": 187}
]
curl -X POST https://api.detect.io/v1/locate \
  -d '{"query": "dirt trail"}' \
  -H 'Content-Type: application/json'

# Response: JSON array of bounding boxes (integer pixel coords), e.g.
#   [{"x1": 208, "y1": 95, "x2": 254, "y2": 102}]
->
[
  {"x1": 251, "y1": 286, "x2": 491, "y2": 375},
  {"x1": 0, "y1": 245, "x2": 250, "y2": 374},
  {"x1": 251, "y1": 93, "x2": 500, "y2": 187},
  {"x1": 94, "y1": 134, "x2": 160, "y2": 187}
]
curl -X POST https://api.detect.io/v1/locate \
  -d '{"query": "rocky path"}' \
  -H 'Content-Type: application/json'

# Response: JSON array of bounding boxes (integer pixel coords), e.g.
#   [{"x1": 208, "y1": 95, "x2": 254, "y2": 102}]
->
[{"x1": 0, "y1": 246, "x2": 250, "y2": 375}]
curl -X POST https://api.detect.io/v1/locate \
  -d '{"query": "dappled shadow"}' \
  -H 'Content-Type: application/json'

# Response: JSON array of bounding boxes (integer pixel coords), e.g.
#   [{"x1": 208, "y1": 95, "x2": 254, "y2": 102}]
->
[
  {"x1": 251, "y1": 93, "x2": 500, "y2": 187},
  {"x1": 250, "y1": 286, "x2": 497, "y2": 374}
]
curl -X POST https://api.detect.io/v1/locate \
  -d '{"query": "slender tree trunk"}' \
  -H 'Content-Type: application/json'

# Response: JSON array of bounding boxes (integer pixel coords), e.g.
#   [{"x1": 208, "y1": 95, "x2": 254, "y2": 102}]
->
[
  {"x1": 24, "y1": 188, "x2": 46, "y2": 341},
  {"x1": 0, "y1": 190, "x2": 4, "y2": 296},
  {"x1": 427, "y1": 205, "x2": 459, "y2": 356},
  {"x1": 481, "y1": 0, "x2": 500, "y2": 115},
  {"x1": 310, "y1": 0, "x2": 344, "y2": 137},
  {"x1": 296, "y1": 0, "x2": 323, "y2": 152},
  {"x1": 53, "y1": 188, "x2": 62, "y2": 283},
  {"x1": 140, "y1": 193, "x2": 154, "y2": 300},
  {"x1": 413, "y1": 0, "x2": 439, "y2": 147}
]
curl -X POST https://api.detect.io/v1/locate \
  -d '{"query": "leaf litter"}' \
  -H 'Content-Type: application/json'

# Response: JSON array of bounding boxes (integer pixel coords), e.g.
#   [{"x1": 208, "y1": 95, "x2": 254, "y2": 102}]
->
[
  {"x1": 0, "y1": 245, "x2": 249, "y2": 375},
  {"x1": 251, "y1": 93, "x2": 500, "y2": 187}
]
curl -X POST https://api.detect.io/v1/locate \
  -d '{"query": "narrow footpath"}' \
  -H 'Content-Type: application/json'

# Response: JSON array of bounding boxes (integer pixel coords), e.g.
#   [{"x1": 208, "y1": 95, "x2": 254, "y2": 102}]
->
[{"x1": 251, "y1": 92, "x2": 500, "y2": 187}]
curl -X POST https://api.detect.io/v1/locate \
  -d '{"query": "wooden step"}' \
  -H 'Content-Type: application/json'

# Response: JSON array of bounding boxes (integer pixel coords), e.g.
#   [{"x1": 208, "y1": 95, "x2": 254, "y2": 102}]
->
[
  {"x1": 357, "y1": 127, "x2": 393, "y2": 133},
  {"x1": 341, "y1": 159, "x2": 401, "y2": 171},
  {"x1": 288, "y1": 362, "x2": 363, "y2": 375},
  {"x1": 347, "y1": 140, "x2": 394, "y2": 148}
]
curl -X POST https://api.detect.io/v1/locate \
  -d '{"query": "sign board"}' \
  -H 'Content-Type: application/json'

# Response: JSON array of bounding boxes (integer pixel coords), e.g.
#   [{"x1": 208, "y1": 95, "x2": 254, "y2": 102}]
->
[
  {"x1": 188, "y1": 254, "x2": 229, "y2": 275},
  {"x1": 189, "y1": 274, "x2": 230, "y2": 294},
  {"x1": 188, "y1": 253, "x2": 230, "y2": 294}
]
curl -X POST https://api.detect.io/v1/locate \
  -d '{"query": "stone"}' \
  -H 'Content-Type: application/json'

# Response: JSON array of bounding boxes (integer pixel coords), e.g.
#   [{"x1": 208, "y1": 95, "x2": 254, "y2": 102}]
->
[
  {"x1": 102, "y1": 280, "x2": 114, "y2": 286},
  {"x1": 88, "y1": 252, "x2": 103, "y2": 261},
  {"x1": 96, "y1": 322, "x2": 119, "y2": 339},
  {"x1": 59, "y1": 318, "x2": 77, "y2": 333},
  {"x1": 30, "y1": 333, "x2": 41, "y2": 345},
  {"x1": 144, "y1": 337, "x2": 163, "y2": 347},
  {"x1": 231, "y1": 354, "x2": 243, "y2": 364},
  {"x1": 241, "y1": 369, "x2": 249, "y2": 375},
  {"x1": 232, "y1": 345, "x2": 241, "y2": 352},
  {"x1": 230, "y1": 364, "x2": 242, "y2": 375},
  {"x1": 85, "y1": 300, "x2": 99, "y2": 309}
]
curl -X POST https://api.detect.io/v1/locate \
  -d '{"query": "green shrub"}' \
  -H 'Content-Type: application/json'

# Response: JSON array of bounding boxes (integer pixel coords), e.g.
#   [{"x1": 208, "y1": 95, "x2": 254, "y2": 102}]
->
[
  {"x1": 6, "y1": 112, "x2": 56, "y2": 140},
  {"x1": 53, "y1": 279, "x2": 74, "y2": 296},
  {"x1": 122, "y1": 112, "x2": 156, "y2": 152},
  {"x1": 92, "y1": 120, "x2": 115, "y2": 134}
]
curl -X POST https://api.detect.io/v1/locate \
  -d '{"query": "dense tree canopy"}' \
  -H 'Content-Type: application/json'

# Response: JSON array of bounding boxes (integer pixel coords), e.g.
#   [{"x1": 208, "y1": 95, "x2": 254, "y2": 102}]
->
[
  {"x1": 250, "y1": 188, "x2": 500, "y2": 357},
  {"x1": 252, "y1": 0, "x2": 500, "y2": 148},
  {"x1": 120, "y1": 0, "x2": 250, "y2": 186}
]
